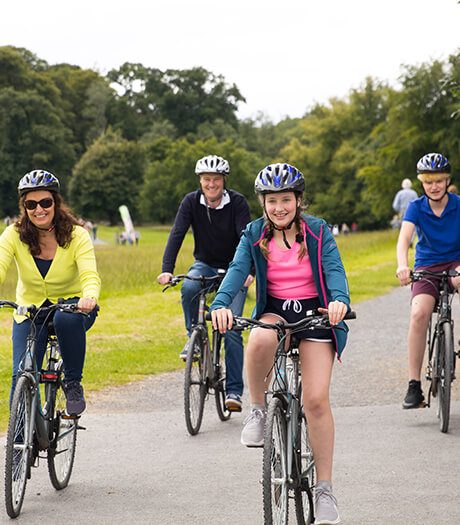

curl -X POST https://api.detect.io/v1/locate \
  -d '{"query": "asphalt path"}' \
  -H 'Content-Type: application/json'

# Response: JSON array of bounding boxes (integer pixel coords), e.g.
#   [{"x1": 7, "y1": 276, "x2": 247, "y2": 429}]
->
[{"x1": 1, "y1": 286, "x2": 460, "y2": 524}]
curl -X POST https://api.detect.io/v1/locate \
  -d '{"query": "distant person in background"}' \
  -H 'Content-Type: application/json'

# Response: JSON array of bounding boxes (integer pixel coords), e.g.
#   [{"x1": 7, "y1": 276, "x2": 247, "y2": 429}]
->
[
  {"x1": 351, "y1": 222, "x2": 358, "y2": 233},
  {"x1": 341, "y1": 223, "x2": 350, "y2": 235},
  {"x1": 157, "y1": 155, "x2": 253, "y2": 412},
  {"x1": 332, "y1": 224, "x2": 339, "y2": 236},
  {"x1": 448, "y1": 183, "x2": 457, "y2": 194},
  {"x1": 392, "y1": 178, "x2": 418, "y2": 223}
]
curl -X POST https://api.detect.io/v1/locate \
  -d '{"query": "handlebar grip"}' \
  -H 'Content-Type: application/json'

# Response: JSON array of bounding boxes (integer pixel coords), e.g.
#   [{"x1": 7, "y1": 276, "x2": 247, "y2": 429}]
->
[
  {"x1": 344, "y1": 311, "x2": 356, "y2": 320},
  {"x1": 205, "y1": 312, "x2": 212, "y2": 321}
]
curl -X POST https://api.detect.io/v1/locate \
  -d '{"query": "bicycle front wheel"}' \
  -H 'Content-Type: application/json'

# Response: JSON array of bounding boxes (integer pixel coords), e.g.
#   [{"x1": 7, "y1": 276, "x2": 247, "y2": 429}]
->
[
  {"x1": 184, "y1": 330, "x2": 207, "y2": 435},
  {"x1": 294, "y1": 412, "x2": 316, "y2": 525},
  {"x1": 5, "y1": 375, "x2": 32, "y2": 518},
  {"x1": 213, "y1": 333, "x2": 231, "y2": 422},
  {"x1": 438, "y1": 321, "x2": 454, "y2": 433},
  {"x1": 263, "y1": 397, "x2": 289, "y2": 525},
  {"x1": 47, "y1": 368, "x2": 77, "y2": 489}
]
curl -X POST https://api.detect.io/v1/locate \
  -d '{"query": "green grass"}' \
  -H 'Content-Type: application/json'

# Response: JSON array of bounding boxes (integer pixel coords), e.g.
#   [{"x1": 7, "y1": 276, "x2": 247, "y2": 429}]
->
[{"x1": 0, "y1": 226, "x2": 406, "y2": 429}]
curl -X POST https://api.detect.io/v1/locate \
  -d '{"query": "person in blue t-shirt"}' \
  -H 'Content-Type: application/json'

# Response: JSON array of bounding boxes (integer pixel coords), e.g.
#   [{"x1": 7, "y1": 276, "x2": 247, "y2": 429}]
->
[{"x1": 396, "y1": 152, "x2": 460, "y2": 409}]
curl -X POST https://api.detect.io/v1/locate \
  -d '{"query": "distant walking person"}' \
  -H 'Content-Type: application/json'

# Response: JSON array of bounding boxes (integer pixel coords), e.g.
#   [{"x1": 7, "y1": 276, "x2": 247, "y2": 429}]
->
[
  {"x1": 392, "y1": 178, "x2": 418, "y2": 222},
  {"x1": 157, "y1": 155, "x2": 253, "y2": 412},
  {"x1": 396, "y1": 153, "x2": 460, "y2": 409}
]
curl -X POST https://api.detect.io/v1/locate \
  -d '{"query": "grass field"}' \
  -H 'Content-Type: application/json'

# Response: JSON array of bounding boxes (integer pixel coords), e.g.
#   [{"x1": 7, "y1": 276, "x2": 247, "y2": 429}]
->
[{"x1": 0, "y1": 226, "x2": 407, "y2": 428}]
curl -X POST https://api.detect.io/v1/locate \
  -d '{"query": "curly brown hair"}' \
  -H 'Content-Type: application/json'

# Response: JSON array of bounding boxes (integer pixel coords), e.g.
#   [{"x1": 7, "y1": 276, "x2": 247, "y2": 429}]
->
[{"x1": 15, "y1": 192, "x2": 79, "y2": 257}]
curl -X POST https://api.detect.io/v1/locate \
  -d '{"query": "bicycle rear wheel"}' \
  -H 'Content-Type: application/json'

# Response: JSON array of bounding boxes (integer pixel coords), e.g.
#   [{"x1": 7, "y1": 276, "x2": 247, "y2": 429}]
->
[
  {"x1": 294, "y1": 411, "x2": 316, "y2": 525},
  {"x1": 4, "y1": 376, "x2": 32, "y2": 518},
  {"x1": 437, "y1": 321, "x2": 453, "y2": 433},
  {"x1": 263, "y1": 397, "x2": 289, "y2": 525},
  {"x1": 184, "y1": 329, "x2": 207, "y2": 435},
  {"x1": 47, "y1": 363, "x2": 77, "y2": 489},
  {"x1": 213, "y1": 333, "x2": 231, "y2": 421}
]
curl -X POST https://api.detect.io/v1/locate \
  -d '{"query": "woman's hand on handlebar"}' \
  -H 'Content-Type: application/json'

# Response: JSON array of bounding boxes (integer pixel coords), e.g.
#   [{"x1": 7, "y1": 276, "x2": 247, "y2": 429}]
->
[
  {"x1": 211, "y1": 308, "x2": 234, "y2": 334},
  {"x1": 77, "y1": 297, "x2": 97, "y2": 313},
  {"x1": 157, "y1": 272, "x2": 173, "y2": 285},
  {"x1": 396, "y1": 265, "x2": 412, "y2": 286},
  {"x1": 318, "y1": 300, "x2": 348, "y2": 326}
]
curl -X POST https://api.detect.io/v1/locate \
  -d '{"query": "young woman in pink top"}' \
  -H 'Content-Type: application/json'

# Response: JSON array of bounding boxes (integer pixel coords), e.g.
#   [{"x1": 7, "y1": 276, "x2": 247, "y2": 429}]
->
[{"x1": 211, "y1": 163, "x2": 350, "y2": 525}]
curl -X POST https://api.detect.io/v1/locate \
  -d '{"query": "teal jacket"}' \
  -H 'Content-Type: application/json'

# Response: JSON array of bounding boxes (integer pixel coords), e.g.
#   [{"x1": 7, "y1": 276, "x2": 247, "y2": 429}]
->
[{"x1": 210, "y1": 214, "x2": 351, "y2": 358}]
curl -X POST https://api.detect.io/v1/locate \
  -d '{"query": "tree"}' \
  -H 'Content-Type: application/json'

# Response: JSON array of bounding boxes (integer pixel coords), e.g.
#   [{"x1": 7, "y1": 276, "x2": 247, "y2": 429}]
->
[
  {"x1": 70, "y1": 131, "x2": 144, "y2": 224},
  {"x1": 0, "y1": 88, "x2": 76, "y2": 215}
]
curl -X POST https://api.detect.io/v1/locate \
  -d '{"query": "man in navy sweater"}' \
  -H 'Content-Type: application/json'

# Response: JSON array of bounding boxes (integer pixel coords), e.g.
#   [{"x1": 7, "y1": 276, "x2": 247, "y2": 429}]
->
[{"x1": 157, "y1": 155, "x2": 253, "y2": 411}]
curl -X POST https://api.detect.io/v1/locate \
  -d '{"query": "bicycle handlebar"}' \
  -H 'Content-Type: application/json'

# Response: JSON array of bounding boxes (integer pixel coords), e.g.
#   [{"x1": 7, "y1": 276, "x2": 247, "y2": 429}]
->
[
  {"x1": 207, "y1": 309, "x2": 356, "y2": 335},
  {"x1": 162, "y1": 271, "x2": 226, "y2": 292},
  {"x1": 0, "y1": 300, "x2": 97, "y2": 317},
  {"x1": 411, "y1": 269, "x2": 460, "y2": 282}
]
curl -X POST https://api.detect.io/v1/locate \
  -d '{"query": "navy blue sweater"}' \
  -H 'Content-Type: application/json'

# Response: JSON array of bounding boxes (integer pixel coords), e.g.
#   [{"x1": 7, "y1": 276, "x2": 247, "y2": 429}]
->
[{"x1": 161, "y1": 189, "x2": 251, "y2": 273}]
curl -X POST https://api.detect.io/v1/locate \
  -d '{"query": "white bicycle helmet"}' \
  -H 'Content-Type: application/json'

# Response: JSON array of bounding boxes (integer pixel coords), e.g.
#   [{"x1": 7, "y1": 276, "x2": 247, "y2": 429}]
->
[{"x1": 195, "y1": 155, "x2": 230, "y2": 176}]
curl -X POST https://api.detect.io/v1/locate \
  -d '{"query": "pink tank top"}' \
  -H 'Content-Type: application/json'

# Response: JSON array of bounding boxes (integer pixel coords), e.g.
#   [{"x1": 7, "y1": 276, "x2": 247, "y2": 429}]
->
[{"x1": 266, "y1": 237, "x2": 317, "y2": 299}]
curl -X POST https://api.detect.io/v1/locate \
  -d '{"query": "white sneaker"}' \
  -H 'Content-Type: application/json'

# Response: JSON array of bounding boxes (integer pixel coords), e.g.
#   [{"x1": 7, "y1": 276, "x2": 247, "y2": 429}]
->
[
  {"x1": 240, "y1": 409, "x2": 266, "y2": 447},
  {"x1": 314, "y1": 481, "x2": 341, "y2": 524}
]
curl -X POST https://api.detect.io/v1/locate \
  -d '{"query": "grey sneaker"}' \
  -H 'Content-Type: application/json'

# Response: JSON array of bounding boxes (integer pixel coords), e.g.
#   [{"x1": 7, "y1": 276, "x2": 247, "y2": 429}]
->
[
  {"x1": 314, "y1": 481, "x2": 340, "y2": 524},
  {"x1": 63, "y1": 380, "x2": 86, "y2": 416},
  {"x1": 241, "y1": 408, "x2": 266, "y2": 447}
]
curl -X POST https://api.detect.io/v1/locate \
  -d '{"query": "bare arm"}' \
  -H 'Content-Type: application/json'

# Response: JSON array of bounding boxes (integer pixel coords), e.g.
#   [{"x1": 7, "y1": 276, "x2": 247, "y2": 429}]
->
[{"x1": 396, "y1": 221, "x2": 415, "y2": 285}]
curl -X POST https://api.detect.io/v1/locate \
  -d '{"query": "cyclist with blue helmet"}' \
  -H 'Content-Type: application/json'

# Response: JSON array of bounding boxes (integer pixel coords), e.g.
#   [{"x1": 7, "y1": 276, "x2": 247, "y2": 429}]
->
[
  {"x1": 211, "y1": 163, "x2": 351, "y2": 525},
  {"x1": 396, "y1": 153, "x2": 460, "y2": 408},
  {"x1": 0, "y1": 170, "x2": 101, "y2": 416}
]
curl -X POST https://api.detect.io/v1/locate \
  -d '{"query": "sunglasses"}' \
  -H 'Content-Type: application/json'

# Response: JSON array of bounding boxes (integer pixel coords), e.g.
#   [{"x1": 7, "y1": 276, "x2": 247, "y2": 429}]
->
[{"x1": 24, "y1": 198, "x2": 54, "y2": 210}]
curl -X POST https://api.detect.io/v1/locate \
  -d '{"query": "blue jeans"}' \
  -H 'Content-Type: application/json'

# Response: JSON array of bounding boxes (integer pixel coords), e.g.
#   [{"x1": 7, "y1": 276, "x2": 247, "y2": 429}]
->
[
  {"x1": 11, "y1": 302, "x2": 97, "y2": 403},
  {"x1": 181, "y1": 261, "x2": 247, "y2": 397}
]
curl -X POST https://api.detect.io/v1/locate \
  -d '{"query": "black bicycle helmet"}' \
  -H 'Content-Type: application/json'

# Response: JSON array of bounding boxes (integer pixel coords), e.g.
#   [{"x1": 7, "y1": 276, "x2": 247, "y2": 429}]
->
[
  {"x1": 254, "y1": 163, "x2": 305, "y2": 194},
  {"x1": 195, "y1": 155, "x2": 230, "y2": 176},
  {"x1": 416, "y1": 153, "x2": 451, "y2": 174},
  {"x1": 18, "y1": 170, "x2": 60, "y2": 196}
]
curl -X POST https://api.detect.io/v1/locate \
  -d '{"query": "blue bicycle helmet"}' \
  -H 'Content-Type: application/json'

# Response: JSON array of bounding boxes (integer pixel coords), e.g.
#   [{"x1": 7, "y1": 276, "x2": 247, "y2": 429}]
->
[
  {"x1": 254, "y1": 163, "x2": 305, "y2": 194},
  {"x1": 416, "y1": 153, "x2": 451, "y2": 174},
  {"x1": 18, "y1": 170, "x2": 60, "y2": 196}
]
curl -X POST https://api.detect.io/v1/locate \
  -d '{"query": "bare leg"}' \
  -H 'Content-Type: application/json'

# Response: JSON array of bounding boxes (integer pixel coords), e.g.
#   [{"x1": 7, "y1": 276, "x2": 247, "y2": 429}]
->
[
  {"x1": 299, "y1": 341, "x2": 335, "y2": 482},
  {"x1": 244, "y1": 315, "x2": 279, "y2": 406},
  {"x1": 408, "y1": 294, "x2": 435, "y2": 380}
]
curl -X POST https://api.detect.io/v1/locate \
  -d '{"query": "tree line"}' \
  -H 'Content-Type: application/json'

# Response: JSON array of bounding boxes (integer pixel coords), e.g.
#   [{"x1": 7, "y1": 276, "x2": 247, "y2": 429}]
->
[{"x1": 1, "y1": 45, "x2": 459, "y2": 228}]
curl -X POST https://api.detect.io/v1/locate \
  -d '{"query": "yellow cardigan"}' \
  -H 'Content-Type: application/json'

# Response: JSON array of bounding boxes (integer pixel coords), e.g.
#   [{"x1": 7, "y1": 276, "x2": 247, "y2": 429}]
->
[{"x1": 0, "y1": 224, "x2": 101, "y2": 322}]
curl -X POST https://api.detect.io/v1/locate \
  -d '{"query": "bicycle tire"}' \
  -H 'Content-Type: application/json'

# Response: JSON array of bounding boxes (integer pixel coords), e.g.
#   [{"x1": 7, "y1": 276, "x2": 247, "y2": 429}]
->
[
  {"x1": 438, "y1": 321, "x2": 453, "y2": 433},
  {"x1": 47, "y1": 362, "x2": 77, "y2": 490},
  {"x1": 213, "y1": 333, "x2": 231, "y2": 422},
  {"x1": 294, "y1": 411, "x2": 316, "y2": 525},
  {"x1": 184, "y1": 329, "x2": 207, "y2": 435},
  {"x1": 4, "y1": 375, "x2": 32, "y2": 518},
  {"x1": 263, "y1": 397, "x2": 289, "y2": 525}
]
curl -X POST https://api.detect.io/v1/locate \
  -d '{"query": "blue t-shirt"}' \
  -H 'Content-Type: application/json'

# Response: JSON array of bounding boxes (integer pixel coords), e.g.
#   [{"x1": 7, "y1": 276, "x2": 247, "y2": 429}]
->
[{"x1": 403, "y1": 193, "x2": 460, "y2": 268}]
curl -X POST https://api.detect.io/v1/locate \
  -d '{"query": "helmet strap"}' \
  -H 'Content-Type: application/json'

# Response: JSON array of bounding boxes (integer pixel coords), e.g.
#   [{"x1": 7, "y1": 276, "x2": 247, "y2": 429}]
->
[{"x1": 271, "y1": 218, "x2": 297, "y2": 249}]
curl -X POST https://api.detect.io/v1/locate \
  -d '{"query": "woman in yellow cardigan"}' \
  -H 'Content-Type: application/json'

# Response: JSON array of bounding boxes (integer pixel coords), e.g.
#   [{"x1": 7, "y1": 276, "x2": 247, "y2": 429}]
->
[{"x1": 0, "y1": 170, "x2": 101, "y2": 415}]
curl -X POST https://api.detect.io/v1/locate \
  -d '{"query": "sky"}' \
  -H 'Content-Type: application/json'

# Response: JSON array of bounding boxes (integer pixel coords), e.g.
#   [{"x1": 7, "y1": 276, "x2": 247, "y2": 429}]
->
[{"x1": 2, "y1": 0, "x2": 460, "y2": 123}]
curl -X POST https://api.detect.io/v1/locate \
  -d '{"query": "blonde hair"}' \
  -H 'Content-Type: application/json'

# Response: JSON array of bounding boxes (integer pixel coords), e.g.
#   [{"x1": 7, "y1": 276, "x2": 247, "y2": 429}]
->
[{"x1": 417, "y1": 172, "x2": 450, "y2": 183}]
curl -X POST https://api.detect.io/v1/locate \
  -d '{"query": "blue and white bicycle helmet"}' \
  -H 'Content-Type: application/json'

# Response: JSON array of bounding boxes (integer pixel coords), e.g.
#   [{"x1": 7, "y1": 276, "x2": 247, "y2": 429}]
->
[
  {"x1": 195, "y1": 155, "x2": 230, "y2": 176},
  {"x1": 254, "y1": 163, "x2": 305, "y2": 194},
  {"x1": 18, "y1": 170, "x2": 60, "y2": 196},
  {"x1": 416, "y1": 153, "x2": 451, "y2": 174}
]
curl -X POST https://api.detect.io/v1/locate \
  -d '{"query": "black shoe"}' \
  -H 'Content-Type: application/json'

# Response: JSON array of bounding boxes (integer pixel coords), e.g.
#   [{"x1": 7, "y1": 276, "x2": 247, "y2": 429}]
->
[
  {"x1": 63, "y1": 380, "x2": 86, "y2": 415},
  {"x1": 402, "y1": 380, "x2": 425, "y2": 409}
]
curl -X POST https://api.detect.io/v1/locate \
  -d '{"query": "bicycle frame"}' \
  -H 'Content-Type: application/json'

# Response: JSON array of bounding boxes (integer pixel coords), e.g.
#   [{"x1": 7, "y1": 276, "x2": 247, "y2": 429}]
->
[{"x1": 424, "y1": 273, "x2": 457, "y2": 407}]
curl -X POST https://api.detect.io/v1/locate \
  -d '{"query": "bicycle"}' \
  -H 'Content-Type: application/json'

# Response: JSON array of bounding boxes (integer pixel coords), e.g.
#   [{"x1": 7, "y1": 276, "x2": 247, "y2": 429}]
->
[
  {"x1": 412, "y1": 269, "x2": 460, "y2": 433},
  {"x1": 162, "y1": 272, "x2": 231, "y2": 435},
  {"x1": 1, "y1": 300, "x2": 86, "y2": 518},
  {"x1": 232, "y1": 309, "x2": 356, "y2": 525}
]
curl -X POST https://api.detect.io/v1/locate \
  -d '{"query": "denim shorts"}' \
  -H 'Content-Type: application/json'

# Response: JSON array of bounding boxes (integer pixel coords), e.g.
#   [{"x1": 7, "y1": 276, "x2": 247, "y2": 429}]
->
[
  {"x1": 412, "y1": 260, "x2": 460, "y2": 301},
  {"x1": 262, "y1": 295, "x2": 332, "y2": 342}
]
